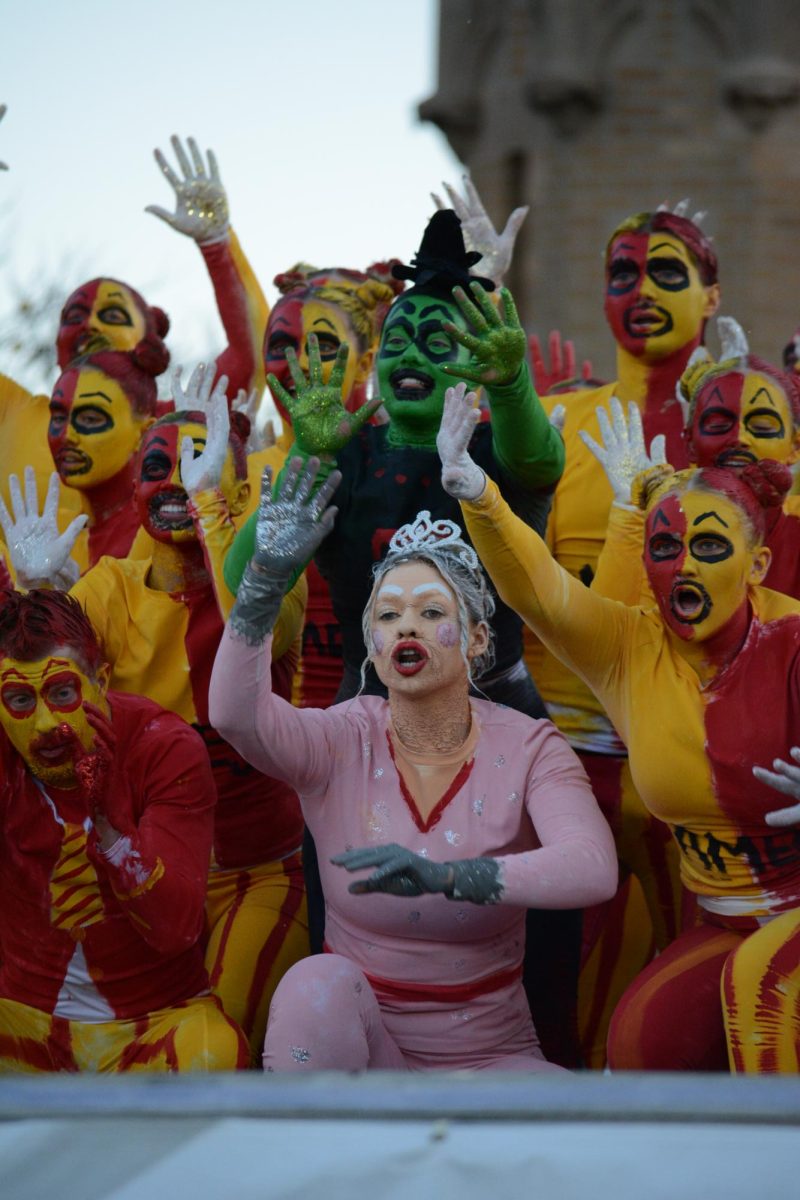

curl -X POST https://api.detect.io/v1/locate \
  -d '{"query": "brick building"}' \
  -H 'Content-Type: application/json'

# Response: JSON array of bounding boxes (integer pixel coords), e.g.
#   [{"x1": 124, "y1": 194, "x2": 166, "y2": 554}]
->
[{"x1": 419, "y1": 0, "x2": 800, "y2": 379}]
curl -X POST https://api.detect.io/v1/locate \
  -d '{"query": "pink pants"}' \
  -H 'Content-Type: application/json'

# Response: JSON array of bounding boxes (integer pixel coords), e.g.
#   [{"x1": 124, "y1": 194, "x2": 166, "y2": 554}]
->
[{"x1": 263, "y1": 953, "x2": 567, "y2": 1073}]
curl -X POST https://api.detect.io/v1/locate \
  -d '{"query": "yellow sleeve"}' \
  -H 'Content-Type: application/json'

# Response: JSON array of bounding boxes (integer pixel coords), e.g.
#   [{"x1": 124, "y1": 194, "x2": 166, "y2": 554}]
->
[
  {"x1": 70, "y1": 560, "x2": 120, "y2": 662},
  {"x1": 591, "y1": 504, "x2": 655, "y2": 607},
  {"x1": 272, "y1": 572, "x2": 308, "y2": 662},
  {"x1": 461, "y1": 477, "x2": 636, "y2": 701}
]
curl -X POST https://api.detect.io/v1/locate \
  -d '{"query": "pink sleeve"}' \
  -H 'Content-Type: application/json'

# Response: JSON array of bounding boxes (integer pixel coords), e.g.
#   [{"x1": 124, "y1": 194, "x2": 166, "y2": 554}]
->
[
  {"x1": 209, "y1": 624, "x2": 339, "y2": 794},
  {"x1": 497, "y1": 722, "x2": 618, "y2": 908}
]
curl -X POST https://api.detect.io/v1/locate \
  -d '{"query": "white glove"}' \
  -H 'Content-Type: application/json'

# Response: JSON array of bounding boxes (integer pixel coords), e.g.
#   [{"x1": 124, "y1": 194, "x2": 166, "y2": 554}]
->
[
  {"x1": 549, "y1": 403, "x2": 566, "y2": 435},
  {"x1": 431, "y1": 174, "x2": 528, "y2": 285},
  {"x1": 579, "y1": 397, "x2": 667, "y2": 507},
  {"x1": 753, "y1": 749, "x2": 800, "y2": 827},
  {"x1": 0, "y1": 469, "x2": 87, "y2": 589},
  {"x1": 716, "y1": 315, "x2": 749, "y2": 361},
  {"x1": 0, "y1": 103, "x2": 8, "y2": 171},
  {"x1": 146, "y1": 134, "x2": 230, "y2": 245},
  {"x1": 437, "y1": 382, "x2": 486, "y2": 501},
  {"x1": 171, "y1": 361, "x2": 228, "y2": 417},
  {"x1": 179, "y1": 369, "x2": 230, "y2": 496},
  {"x1": 231, "y1": 387, "x2": 275, "y2": 453}
]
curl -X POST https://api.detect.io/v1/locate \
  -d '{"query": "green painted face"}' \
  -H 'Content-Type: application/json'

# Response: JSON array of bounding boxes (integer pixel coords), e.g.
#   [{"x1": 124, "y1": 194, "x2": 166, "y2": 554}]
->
[{"x1": 377, "y1": 293, "x2": 473, "y2": 440}]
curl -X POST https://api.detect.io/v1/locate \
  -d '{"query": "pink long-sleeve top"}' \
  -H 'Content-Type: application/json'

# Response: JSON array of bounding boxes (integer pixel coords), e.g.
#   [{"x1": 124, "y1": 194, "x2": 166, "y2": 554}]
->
[{"x1": 210, "y1": 629, "x2": 616, "y2": 989}]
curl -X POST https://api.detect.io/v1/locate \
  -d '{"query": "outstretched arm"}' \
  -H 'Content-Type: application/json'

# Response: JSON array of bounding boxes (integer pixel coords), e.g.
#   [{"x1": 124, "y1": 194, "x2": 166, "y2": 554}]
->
[
  {"x1": 146, "y1": 134, "x2": 268, "y2": 398},
  {"x1": 210, "y1": 459, "x2": 344, "y2": 793},
  {"x1": 438, "y1": 385, "x2": 633, "y2": 699}
]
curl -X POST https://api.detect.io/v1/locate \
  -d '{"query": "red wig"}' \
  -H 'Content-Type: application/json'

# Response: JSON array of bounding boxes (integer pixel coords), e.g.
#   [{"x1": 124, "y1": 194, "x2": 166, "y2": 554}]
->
[{"x1": 0, "y1": 590, "x2": 103, "y2": 674}]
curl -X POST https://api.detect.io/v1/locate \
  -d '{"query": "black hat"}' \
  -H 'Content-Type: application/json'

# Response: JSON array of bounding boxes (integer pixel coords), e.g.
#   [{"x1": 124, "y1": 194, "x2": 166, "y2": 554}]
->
[{"x1": 392, "y1": 210, "x2": 495, "y2": 297}]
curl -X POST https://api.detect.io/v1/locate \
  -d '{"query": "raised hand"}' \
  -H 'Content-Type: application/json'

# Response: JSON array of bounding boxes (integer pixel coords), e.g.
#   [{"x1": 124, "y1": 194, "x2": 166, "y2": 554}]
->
[
  {"x1": 171, "y1": 361, "x2": 223, "y2": 417},
  {"x1": 229, "y1": 457, "x2": 342, "y2": 644},
  {"x1": 68, "y1": 702, "x2": 125, "y2": 847},
  {"x1": 178, "y1": 369, "x2": 231, "y2": 496},
  {"x1": 431, "y1": 175, "x2": 527, "y2": 284},
  {"x1": 529, "y1": 331, "x2": 593, "y2": 395},
  {"x1": 231, "y1": 387, "x2": 275, "y2": 453},
  {"x1": 146, "y1": 135, "x2": 229, "y2": 245},
  {"x1": 579, "y1": 397, "x2": 667, "y2": 507},
  {"x1": 251, "y1": 457, "x2": 341, "y2": 575},
  {"x1": 333, "y1": 843, "x2": 455, "y2": 897},
  {"x1": 268, "y1": 333, "x2": 379, "y2": 459},
  {"x1": 442, "y1": 282, "x2": 527, "y2": 387},
  {"x1": 436, "y1": 382, "x2": 486, "y2": 500},
  {"x1": 0, "y1": 103, "x2": 8, "y2": 171},
  {"x1": 753, "y1": 748, "x2": 800, "y2": 827},
  {"x1": 0, "y1": 469, "x2": 87, "y2": 589}
]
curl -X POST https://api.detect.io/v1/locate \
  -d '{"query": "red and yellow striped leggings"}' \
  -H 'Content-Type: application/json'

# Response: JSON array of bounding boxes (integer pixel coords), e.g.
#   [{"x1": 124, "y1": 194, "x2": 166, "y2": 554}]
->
[
  {"x1": 205, "y1": 853, "x2": 309, "y2": 1062},
  {"x1": 0, "y1": 993, "x2": 248, "y2": 1073},
  {"x1": 607, "y1": 907, "x2": 800, "y2": 1073}
]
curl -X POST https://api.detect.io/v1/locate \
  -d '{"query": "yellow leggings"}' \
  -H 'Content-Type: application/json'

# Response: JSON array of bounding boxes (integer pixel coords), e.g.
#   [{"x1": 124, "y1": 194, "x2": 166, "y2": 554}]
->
[
  {"x1": 205, "y1": 853, "x2": 309, "y2": 1062},
  {"x1": 0, "y1": 993, "x2": 248, "y2": 1073}
]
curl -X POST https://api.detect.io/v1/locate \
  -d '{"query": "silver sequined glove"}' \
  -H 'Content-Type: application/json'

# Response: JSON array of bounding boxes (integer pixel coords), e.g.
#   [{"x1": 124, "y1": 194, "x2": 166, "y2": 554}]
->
[{"x1": 229, "y1": 457, "x2": 341, "y2": 645}]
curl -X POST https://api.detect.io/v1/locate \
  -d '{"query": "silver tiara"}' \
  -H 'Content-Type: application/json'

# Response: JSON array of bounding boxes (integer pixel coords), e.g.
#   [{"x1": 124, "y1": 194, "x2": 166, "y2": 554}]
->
[
  {"x1": 388, "y1": 510, "x2": 480, "y2": 571},
  {"x1": 656, "y1": 198, "x2": 708, "y2": 228}
]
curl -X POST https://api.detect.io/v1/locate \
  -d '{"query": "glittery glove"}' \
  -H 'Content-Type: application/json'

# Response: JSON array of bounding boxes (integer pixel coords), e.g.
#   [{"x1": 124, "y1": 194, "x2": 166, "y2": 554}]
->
[
  {"x1": 442, "y1": 282, "x2": 527, "y2": 387},
  {"x1": 431, "y1": 174, "x2": 528, "y2": 285},
  {"x1": 267, "y1": 333, "x2": 380, "y2": 460},
  {"x1": 0, "y1": 468, "x2": 87, "y2": 589},
  {"x1": 333, "y1": 843, "x2": 502, "y2": 904},
  {"x1": 176, "y1": 366, "x2": 231, "y2": 497},
  {"x1": 753, "y1": 748, "x2": 800, "y2": 827},
  {"x1": 578, "y1": 396, "x2": 667, "y2": 508},
  {"x1": 146, "y1": 135, "x2": 230, "y2": 245},
  {"x1": 437, "y1": 382, "x2": 486, "y2": 501},
  {"x1": 529, "y1": 330, "x2": 593, "y2": 395},
  {"x1": 0, "y1": 103, "x2": 8, "y2": 171},
  {"x1": 229, "y1": 457, "x2": 341, "y2": 644}
]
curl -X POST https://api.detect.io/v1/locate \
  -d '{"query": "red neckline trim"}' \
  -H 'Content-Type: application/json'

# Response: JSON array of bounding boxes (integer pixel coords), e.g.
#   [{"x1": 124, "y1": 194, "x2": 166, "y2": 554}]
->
[{"x1": 385, "y1": 730, "x2": 475, "y2": 834}]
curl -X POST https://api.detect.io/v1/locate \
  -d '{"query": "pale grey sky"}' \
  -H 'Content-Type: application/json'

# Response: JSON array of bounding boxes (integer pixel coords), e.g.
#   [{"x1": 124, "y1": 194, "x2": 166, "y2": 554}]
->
[{"x1": 0, "y1": 0, "x2": 460, "y2": 389}]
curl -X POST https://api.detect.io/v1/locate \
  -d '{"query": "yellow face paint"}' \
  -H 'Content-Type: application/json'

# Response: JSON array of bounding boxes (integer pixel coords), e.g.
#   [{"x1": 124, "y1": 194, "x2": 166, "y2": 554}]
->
[
  {"x1": 58, "y1": 279, "x2": 147, "y2": 358},
  {"x1": 48, "y1": 367, "x2": 146, "y2": 491},
  {"x1": 644, "y1": 489, "x2": 766, "y2": 644},
  {"x1": 689, "y1": 370, "x2": 798, "y2": 468},
  {"x1": 136, "y1": 419, "x2": 247, "y2": 544},
  {"x1": 0, "y1": 654, "x2": 108, "y2": 786},
  {"x1": 605, "y1": 232, "x2": 718, "y2": 361}
]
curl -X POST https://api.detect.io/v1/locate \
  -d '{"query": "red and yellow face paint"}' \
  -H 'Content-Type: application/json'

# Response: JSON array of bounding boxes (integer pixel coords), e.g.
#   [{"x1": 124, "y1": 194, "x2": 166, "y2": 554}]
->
[
  {"x1": 57, "y1": 279, "x2": 147, "y2": 364},
  {"x1": 604, "y1": 232, "x2": 718, "y2": 362},
  {"x1": 48, "y1": 366, "x2": 145, "y2": 491},
  {"x1": 644, "y1": 489, "x2": 767, "y2": 644},
  {"x1": 0, "y1": 654, "x2": 109, "y2": 787},
  {"x1": 264, "y1": 295, "x2": 371, "y2": 422},
  {"x1": 135, "y1": 419, "x2": 246, "y2": 545},
  {"x1": 688, "y1": 371, "x2": 799, "y2": 469}
]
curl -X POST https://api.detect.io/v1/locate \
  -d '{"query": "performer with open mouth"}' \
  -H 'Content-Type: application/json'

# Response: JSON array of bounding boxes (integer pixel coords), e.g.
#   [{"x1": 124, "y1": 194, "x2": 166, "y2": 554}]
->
[
  {"x1": 209, "y1": 457, "x2": 616, "y2": 1073},
  {"x1": 440, "y1": 381, "x2": 800, "y2": 1073}
]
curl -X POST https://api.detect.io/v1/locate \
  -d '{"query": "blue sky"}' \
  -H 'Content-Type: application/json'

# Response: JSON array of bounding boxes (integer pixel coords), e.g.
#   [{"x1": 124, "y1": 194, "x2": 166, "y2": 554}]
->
[{"x1": 0, "y1": 0, "x2": 460, "y2": 386}]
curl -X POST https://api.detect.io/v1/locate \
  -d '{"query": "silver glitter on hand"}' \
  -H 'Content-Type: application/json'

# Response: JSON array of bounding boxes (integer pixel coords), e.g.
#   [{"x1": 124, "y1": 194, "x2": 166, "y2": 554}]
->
[{"x1": 290, "y1": 1046, "x2": 311, "y2": 1063}]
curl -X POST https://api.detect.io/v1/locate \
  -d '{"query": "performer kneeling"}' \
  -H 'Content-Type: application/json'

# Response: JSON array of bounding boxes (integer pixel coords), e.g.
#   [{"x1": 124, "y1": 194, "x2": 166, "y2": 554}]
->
[
  {"x1": 209, "y1": 459, "x2": 616, "y2": 1072},
  {"x1": 0, "y1": 590, "x2": 247, "y2": 1072}
]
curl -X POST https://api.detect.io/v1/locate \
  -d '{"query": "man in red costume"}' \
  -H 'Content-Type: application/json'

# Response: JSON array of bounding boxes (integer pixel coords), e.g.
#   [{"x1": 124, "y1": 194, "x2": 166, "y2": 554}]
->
[{"x1": 0, "y1": 588, "x2": 247, "y2": 1072}]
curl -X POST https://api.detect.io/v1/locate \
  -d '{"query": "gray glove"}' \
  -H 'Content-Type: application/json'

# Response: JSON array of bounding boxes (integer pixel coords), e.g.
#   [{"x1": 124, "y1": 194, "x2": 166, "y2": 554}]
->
[{"x1": 332, "y1": 843, "x2": 502, "y2": 904}]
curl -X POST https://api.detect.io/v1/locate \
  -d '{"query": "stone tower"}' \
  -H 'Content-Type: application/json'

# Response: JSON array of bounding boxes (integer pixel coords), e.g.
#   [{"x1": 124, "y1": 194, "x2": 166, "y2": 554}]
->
[{"x1": 420, "y1": 0, "x2": 800, "y2": 378}]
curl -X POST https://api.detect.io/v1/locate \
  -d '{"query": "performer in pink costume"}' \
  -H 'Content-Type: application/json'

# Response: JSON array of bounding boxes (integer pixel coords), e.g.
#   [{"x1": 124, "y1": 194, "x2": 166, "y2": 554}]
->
[{"x1": 209, "y1": 441, "x2": 617, "y2": 1072}]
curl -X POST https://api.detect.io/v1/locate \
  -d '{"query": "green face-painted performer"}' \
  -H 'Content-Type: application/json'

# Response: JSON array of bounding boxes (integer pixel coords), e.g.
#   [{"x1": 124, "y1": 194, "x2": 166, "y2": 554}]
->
[{"x1": 226, "y1": 208, "x2": 564, "y2": 710}]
